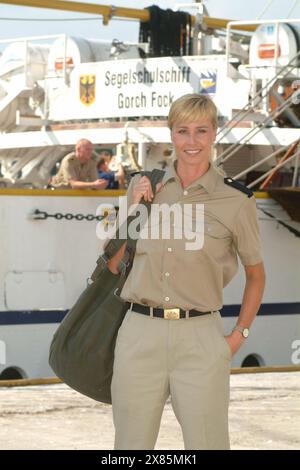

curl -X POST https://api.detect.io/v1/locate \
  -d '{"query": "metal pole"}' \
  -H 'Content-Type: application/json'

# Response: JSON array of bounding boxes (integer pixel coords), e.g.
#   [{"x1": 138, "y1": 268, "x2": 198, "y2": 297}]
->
[
  {"x1": 0, "y1": 0, "x2": 150, "y2": 22},
  {"x1": 226, "y1": 23, "x2": 231, "y2": 77},
  {"x1": 24, "y1": 40, "x2": 28, "y2": 88},
  {"x1": 247, "y1": 149, "x2": 300, "y2": 188},
  {"x1": 233, "y1": 139, "x2": 300, "y2": 180},
  {"x1": 138, "y1": 142, "x2": 147, "y2": 170},
  {"x1": 63, "y1": 34, "x2": 67, "y2": 86},
  {"x1": 274, "y1": 22, "x2": 280, "y2": 70},
  {"x1": 292, "y1": 154, "x2": 299, "y2": 188},
  {"x1": 0, "y1": 0, "x2": 257, "y2": 31}
]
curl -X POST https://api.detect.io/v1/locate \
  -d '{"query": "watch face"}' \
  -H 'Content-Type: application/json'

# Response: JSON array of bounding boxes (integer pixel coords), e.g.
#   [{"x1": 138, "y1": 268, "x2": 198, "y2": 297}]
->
[{"x1": 243, "y1": 328, "x2": 249, "y2": 338}]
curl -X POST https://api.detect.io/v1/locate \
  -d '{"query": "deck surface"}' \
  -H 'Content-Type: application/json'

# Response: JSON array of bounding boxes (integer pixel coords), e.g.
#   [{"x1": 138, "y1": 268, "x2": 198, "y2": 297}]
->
[{"x1": 0, "y1": 372, "x2": 299, "y2": 450}]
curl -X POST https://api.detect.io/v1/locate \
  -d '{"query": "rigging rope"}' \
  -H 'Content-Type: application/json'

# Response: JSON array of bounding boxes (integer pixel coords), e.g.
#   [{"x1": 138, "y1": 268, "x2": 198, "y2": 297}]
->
[
  {"x1": 286, "y1": 0, "x2": 300, "y2": 18},
  {"x1": 256, "y1": 0, "x2": 275, "y2": 19}
]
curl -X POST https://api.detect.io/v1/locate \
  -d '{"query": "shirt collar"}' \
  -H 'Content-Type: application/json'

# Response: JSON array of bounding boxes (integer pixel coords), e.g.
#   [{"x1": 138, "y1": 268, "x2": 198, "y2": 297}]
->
[
  {"x1": 161, "y1": 158, "x2": 179, "y2": 185},
  {"x1": 162, "y1": 158, "x2": 220, "y2": 194}
]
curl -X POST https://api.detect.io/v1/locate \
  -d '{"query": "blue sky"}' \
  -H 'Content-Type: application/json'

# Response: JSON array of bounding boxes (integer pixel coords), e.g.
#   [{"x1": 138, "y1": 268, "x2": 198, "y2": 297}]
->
[{"x1": 0, "y1": 0, "x2": 298, "y2": 42}]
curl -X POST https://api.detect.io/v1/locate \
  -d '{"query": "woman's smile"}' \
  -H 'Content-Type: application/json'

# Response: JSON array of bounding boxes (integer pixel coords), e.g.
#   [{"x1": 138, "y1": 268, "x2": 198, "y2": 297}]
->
[{"x1": 171, "y1": 119, "x2": 216, "y2": 166}]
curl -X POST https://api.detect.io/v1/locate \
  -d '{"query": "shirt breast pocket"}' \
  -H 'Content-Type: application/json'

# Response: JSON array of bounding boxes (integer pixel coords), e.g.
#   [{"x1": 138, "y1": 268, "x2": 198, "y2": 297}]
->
[
  {"x1": 205, "y1": 220, "x2": 232, "y2": 240},
  {"x1": 204, "y1": 213, "x2": 232, "y2": 242},
  {"x1": 203, "y1": 219, "x2": 233, "y2": 260}
]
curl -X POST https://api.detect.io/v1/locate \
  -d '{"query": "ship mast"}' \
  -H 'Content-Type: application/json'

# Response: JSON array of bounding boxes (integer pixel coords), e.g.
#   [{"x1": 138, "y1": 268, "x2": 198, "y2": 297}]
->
[{"x1": 0, "y1": 0, "x2": 256, "y2": 31}]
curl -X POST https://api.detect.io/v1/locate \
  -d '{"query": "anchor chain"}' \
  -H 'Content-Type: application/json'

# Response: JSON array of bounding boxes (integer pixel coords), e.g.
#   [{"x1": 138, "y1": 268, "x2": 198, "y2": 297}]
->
[{"x1": 30, "y1": 207, "x2": 118, "y2": 222}]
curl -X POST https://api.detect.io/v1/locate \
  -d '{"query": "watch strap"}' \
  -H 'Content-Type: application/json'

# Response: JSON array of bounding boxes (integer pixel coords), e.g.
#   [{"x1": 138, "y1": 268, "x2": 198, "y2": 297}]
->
[{"x1": 232, "y1": 325, "x2": 249, "y2": 338}]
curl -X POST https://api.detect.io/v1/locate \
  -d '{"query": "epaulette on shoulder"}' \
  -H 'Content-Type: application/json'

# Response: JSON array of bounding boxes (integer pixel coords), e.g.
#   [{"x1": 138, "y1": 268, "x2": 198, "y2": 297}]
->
[{"x1": 224, "y1": 177, "x2": 253, "y2": 198}]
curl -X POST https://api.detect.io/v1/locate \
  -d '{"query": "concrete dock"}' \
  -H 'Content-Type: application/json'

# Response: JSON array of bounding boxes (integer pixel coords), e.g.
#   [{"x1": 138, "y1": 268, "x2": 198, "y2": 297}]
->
[{"x1": 0, "y1": 372, "x2": 299, "y2": 450}]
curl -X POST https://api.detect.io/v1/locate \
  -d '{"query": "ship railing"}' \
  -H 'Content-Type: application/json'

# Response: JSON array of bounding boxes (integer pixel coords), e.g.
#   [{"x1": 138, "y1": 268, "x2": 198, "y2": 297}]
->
[
  {"x1": 216, "y1": 50, "x2": 300, "y2": 143},
  {"x1": 216, "y1": 18, "x2": 300, "y2": 158},
  {"x1": 213, "y1": 136, "x2": 300, "y2": 192},
  {"x1": 225, "y1": 18, "x2": 300, "y2": 76},
  {"x1": 215, "y1": 108, "x2": 300, "y2": 190},
  {"x1": 215, "y1": 92, "x2": 298, "y2": 166},
  {"x1": 0, "y1": 34, "x2": 69, "y2": 87},
  {"x1": 233, "y1": 140, "x2": 300, "y2": 189},
  {"x1": 217, "y1": 19, "x2": 300, "y2": 192},
  {"x1": 215, "y1": 18, "x2": 300, "y2": 170}
]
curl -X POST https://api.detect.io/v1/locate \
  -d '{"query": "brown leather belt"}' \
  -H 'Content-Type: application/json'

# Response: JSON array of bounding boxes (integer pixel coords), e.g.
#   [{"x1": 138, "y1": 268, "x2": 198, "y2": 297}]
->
[{"x1": 128, "y1": 302, "x2": 215, "y2": 320}]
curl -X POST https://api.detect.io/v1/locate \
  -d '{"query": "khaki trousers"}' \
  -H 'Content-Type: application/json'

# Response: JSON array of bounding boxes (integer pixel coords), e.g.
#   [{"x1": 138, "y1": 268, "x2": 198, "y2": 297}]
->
[{"x1": 111, "y1": 309, "x2": 231, "y2": 450}]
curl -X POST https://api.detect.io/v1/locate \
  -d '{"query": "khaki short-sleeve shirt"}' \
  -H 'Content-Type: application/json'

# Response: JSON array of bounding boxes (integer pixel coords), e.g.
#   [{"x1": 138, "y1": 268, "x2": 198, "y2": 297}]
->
[
  {"x1": 120, "y1": 161, "x2": 263, "y2": 311},
  {"x1": 51, "y1": 152, "x2": 98, "y2": 188}
]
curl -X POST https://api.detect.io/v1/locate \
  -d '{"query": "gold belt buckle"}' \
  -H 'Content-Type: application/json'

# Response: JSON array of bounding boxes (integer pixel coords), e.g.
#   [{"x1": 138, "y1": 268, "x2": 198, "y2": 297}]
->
[{"x1": 164, "y1": 308, "x2": 180, "y2": 320}]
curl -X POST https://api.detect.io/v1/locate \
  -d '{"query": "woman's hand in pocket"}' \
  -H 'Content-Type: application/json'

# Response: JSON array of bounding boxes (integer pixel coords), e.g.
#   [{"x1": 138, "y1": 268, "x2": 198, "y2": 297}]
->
[{"x1": 225, "y1": 331, "x2": 245, "y2": 357}]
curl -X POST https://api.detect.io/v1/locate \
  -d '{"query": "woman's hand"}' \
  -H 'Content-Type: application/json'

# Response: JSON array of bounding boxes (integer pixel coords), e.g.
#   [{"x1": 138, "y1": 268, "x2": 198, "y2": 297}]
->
[
  {"x1": 224, "y1": 330, "x2": 245, "y2": 357},
  {"x1": 132, "y1": 176, "x2": 162, "y2": 204}
]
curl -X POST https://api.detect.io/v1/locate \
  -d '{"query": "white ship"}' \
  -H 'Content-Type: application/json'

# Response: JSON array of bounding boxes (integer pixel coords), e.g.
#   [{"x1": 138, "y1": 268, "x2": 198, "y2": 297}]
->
[{"x1": 0, "y1": 1, "x2": 299, "y2": 380}]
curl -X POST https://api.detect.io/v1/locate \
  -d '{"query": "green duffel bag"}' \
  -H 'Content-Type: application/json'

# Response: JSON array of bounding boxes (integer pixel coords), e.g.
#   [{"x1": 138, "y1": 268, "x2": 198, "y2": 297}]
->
[{"x1": 49, "y1": 169, "x2": 165, "y2": 404}]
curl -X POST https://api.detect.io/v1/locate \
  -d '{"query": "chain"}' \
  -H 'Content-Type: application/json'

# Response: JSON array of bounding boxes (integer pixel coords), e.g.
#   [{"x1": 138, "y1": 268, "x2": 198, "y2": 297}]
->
[{"x1": 30, "y1": 208, "x2": 118, "y2": 222}]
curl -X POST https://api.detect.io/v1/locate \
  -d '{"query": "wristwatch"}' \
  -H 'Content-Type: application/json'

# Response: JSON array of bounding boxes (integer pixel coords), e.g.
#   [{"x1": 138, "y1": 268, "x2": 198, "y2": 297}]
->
[{"x1": 232, "y1": 325, "x2": 249, "y2": 338}]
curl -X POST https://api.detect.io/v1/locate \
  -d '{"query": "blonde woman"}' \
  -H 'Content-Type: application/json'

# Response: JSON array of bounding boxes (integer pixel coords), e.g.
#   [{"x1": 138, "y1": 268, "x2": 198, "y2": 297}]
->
[{"x1": 108, "y1": 94, "x2": 265, "y2": 450}]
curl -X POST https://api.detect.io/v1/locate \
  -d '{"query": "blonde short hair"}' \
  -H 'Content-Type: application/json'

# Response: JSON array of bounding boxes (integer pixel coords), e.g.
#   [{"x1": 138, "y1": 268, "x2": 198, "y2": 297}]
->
[{"x1": 168, "y1": 94, "x2": 218, "y2": 130}]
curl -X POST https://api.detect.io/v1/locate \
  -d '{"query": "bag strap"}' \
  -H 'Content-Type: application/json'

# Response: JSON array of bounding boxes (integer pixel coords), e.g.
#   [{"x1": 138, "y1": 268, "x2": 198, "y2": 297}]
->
[
  {"x1": 123, "y1": 169, "x2": 165, "y2": 273},
  {"x1": 91, "y1": 168, "x2": 165, "y2": 280}
]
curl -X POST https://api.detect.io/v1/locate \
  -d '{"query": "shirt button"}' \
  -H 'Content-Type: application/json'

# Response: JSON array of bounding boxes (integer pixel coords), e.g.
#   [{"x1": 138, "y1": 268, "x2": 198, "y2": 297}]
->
[
  {"x1": 167, "y1": 247, "x2": 172, "y2": 252},
  {"x1": 165, "y1": 296, "x2": 170, "y2": 301},
  {"x1": 165, "y1": 272, "x2": 170, "y2": 277},
  {"x1": 183, "y1": 190, "x2": 188, "y2": 196}
]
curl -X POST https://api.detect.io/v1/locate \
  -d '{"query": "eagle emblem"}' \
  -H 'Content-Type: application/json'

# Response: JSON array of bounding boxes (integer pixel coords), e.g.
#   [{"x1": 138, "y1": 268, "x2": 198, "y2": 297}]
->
[{"x1": 80, "y1": 74, "x2": 96, "y2": 106}]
